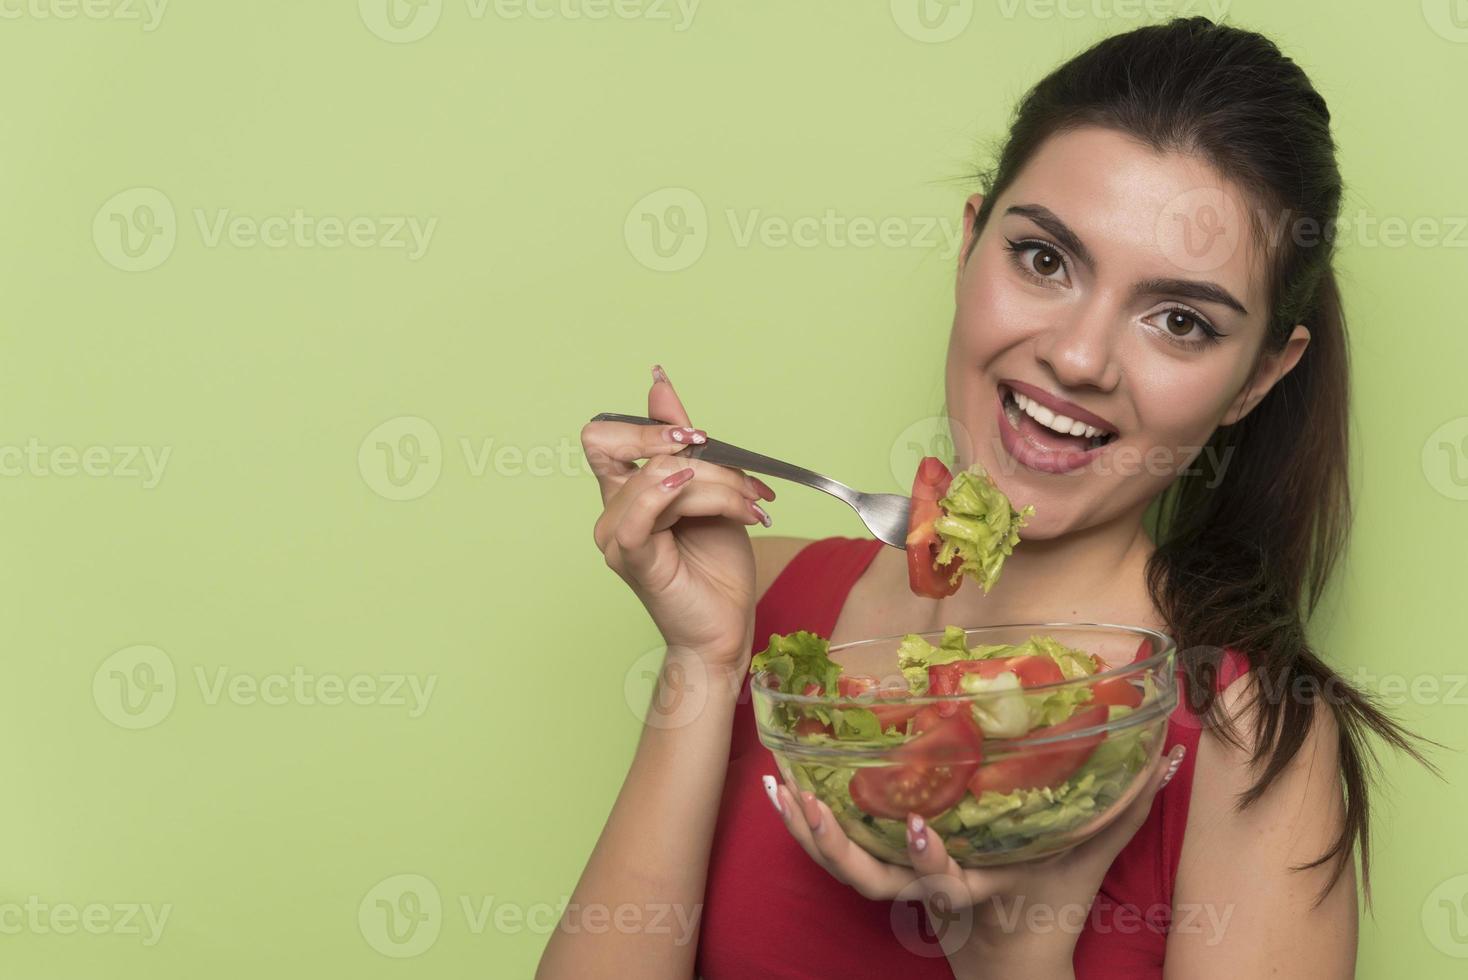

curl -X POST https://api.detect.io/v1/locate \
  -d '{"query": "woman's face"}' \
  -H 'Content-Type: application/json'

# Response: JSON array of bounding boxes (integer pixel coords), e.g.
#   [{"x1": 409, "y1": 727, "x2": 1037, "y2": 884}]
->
[{"x1": 946, "y1": 124, "x2": 1308, "y2": 540}]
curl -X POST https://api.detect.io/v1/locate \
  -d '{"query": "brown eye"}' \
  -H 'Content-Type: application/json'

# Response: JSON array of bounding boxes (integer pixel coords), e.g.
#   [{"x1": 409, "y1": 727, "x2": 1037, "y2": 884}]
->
[
  {"x1": 1165, "y1": 311, "x2": 1197, "y2": 335},
  {"x1": 1030, "y1": 247, "x2": 1061, "y2": 277}
]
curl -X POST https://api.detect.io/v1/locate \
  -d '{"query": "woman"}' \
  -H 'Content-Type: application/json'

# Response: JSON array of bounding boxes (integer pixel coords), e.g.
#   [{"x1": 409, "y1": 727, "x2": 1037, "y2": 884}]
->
[{"x1": 540, "y1": 17, "x2": 1429, "y2": 979}]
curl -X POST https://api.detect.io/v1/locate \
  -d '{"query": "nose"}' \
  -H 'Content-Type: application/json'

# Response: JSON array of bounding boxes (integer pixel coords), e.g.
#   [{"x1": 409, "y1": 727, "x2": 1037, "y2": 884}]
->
[{"x1": 1032, "y1": 295, "x2": 1122, "y2": 393}]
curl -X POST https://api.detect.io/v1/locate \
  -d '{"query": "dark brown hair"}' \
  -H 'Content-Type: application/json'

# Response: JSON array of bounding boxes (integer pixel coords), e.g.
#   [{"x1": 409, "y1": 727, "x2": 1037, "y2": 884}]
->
[{"x1": 962, "y1": 16, "x2": 1439, "y2": 907}]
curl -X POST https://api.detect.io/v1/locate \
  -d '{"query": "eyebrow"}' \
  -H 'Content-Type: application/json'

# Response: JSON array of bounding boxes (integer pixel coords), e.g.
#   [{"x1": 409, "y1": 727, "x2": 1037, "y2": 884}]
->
[{"x1": 1003, "y1": 203, "x2": 1249, "y2": 317}]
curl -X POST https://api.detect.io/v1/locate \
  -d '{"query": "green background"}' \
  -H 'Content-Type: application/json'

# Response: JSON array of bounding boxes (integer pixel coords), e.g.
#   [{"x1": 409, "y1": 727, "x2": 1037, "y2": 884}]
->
[{"x1": 1, "y1": 1, "x2": 1465, "y2": 976}]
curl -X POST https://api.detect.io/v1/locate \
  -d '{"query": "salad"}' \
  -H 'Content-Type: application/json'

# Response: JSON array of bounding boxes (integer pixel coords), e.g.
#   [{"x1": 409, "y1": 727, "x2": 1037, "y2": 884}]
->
[
  {"x1": 905, "y1": 457, "x2": 1034, "y2": 598},
  {"x1": 751, "y1": 627, "x2": 1162, "y2": 862}
]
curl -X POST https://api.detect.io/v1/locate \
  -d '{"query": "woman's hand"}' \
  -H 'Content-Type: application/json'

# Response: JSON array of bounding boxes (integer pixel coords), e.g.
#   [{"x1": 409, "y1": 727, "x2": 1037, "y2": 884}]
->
[
  {"x1": 581, "y1": 366, "x2": 775, "y2": 674},
  {"x1": 767, "y1": 743, "x2": 1188, "y2": 977}
]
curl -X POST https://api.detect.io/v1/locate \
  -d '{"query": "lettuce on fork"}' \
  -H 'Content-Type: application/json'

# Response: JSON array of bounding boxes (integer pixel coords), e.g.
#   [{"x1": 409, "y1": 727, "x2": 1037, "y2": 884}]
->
[{"x1": 932, "y1": 463, "x2": 1034, "y2": 593}]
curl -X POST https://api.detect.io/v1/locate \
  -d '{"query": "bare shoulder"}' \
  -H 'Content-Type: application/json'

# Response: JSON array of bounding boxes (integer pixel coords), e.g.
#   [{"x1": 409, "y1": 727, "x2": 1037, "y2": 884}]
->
[
  {"x1": 751, "y1": 536, "x2": 812, "y2": 603},
  {"x1": 1167, "y1": 670, "x2": 1356, "y2": 977}
]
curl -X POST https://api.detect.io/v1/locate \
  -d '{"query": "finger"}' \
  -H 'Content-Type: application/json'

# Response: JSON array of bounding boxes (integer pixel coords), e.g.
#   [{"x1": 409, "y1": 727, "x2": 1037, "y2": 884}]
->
[
  {"x1": 770, "y1": 783, "x2": 837, "y2": 875},
  {"x1": 904, "y1": 813, "x2": 980, "y2": 908},
  {"x1": 611, "y1": 472, "x2": 766, "y2": 583},
  {"x1": 597, "y1": 455, "x2": 767, "y2": 549},
  {"x1": 580, "y1": 419, "x2": 707, "y2": 502},
  {"x1": 789, "y1": 791, "x2": 916, "y2": 901},
  {"x1": 648, "y1": 364, "x2": 693, "y2": 428}
]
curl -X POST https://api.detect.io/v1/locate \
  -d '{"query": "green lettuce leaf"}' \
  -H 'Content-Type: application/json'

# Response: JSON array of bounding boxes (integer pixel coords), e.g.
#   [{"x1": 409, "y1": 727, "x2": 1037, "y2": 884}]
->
[
  {"x1": 895, "y1": 626, "x2": 1009, "y2": 694},
  {"x1": 932, "y1": 463, "x2": 1034, "y2": 594},
  {"x1": 750, "y1": 630, "x2": 841, "y2": 695}
]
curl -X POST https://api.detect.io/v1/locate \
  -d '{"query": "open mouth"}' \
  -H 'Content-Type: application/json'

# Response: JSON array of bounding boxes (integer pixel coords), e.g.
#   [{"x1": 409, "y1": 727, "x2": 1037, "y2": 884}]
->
[{"x1": 999, "y1": 384, "x2": 1118, "y2": 455}]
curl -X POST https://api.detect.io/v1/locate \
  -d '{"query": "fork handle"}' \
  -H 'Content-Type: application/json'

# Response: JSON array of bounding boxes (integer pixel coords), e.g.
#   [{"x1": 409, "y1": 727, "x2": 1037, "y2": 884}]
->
[{"x1": 588, "y1": 412, "x2": 858, "y2": 506}]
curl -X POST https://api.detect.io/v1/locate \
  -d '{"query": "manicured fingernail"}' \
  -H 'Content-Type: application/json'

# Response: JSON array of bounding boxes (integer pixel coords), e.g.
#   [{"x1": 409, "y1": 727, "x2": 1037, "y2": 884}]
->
[
  {"x1": 750, "y1": 502, "x2": 772, "y2": 528},
  {"x1": 801, "y1": 792, "x2": 824, "y2": 833},
  {"x1": 762, "y1": 775, "x2": 781, "y2": 814},
  {"x1": 748, "y1": 476, "x2": 776, "y2": 501},
  {"x1": 661, "y1": 467, "x2": 694, "y2": 490},
  {"x1": 907, "y1": 814, "x2": 927, "y2": 851},
  {"x1": 1160, "y1": 745, "x2": 1186, "y2": 788},
  {"x1": 689, "y1": 429, "x2": 707, "y2": 444},
  {"x1": 651, "y1": 364, "x2": 670, "y2": 385}
]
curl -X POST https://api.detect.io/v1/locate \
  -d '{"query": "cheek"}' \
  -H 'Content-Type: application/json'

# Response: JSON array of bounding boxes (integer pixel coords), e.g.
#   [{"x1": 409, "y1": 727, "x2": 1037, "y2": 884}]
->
[
  {"x1": 953, "y1": 252, "x2": 1044, "y2": 361},
  {"x1": 1130, "y1": 361, "x2": 1239, "y2": 450}
]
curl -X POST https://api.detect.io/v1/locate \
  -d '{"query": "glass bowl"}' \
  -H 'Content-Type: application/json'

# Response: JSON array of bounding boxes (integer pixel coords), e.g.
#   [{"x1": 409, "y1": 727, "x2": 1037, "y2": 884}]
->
[{"x1": 752, "y1": 623, "x2": 1177, "y2": 867}]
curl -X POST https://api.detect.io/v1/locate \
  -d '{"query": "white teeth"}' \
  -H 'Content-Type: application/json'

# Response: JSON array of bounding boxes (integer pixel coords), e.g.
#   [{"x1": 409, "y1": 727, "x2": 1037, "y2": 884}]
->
[{"x1": 1012, "y1": 391, "x2": 1107, "y2": 440}]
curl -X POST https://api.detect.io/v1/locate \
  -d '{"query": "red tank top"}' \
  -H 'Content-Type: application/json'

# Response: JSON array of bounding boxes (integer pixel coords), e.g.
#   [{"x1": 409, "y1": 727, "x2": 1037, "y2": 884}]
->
[{"x1": 696, "y1": 536, "x2": 1250, "y2": 979}]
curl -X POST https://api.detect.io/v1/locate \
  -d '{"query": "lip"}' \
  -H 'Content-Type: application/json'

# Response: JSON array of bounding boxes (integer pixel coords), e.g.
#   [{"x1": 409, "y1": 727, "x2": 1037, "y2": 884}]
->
[
  {"x1": 999, "y1": 379, "x2": 1118, "y2": 436},
  {"x1": 995, "y1": 386, "x2": 1114, "y2": 475}
]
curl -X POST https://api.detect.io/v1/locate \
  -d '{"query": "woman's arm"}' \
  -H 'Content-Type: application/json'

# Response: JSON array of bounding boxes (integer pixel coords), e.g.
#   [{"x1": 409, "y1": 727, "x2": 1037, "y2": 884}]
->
[
  {"x1": 535, "y1": 653, "x2": 743, "y2": 979},
  {"x1": 536, "y1": 536, "x2": 807, "y2": 979},
  {"x1": 1164, "y1": 675, "x2": 1357, "y2": 977}
]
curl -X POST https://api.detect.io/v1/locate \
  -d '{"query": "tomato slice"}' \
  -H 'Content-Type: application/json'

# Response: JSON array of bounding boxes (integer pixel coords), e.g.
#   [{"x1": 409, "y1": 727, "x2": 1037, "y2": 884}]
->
[
  {"x1": 838, "y1": 674, "x2": 921, "y2": 732},
  {"x1": 905, "y1": 457, "x2": 962, "y2": 599},
  {"x1": 927, "y1": 655, "x2": 1066, "y2": 695},
  {"x1": 967, "y1": 704, "x2": 1109, "y2": 796},
  {"x1": 1085, "y1": 638, "x2": 1152, "y2": 708},
  {"x1": 1090, "y1": 678, "x2": 1142, "y2": 708},
  {"x1": 848, "y1": 708, "x2": 984, "y2": 819}
]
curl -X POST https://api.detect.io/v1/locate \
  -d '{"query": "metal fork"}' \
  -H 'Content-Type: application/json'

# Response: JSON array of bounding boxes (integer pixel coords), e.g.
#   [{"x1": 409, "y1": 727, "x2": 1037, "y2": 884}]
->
[{"x1": 589, "y1": 412, "x2": 911, "y2": 549}]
